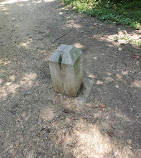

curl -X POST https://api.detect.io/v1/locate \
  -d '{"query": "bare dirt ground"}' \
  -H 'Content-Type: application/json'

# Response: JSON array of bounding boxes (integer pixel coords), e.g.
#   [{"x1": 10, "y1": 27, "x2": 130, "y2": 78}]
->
[{"x1": 0, "y1": 0, "x2": 141, "y2": 157}]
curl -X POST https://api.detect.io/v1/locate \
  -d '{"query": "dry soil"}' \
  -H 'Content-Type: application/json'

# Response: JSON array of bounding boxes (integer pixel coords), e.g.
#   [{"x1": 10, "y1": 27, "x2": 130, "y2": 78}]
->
[{"x1": 0, "y1": 0, "x2": 141, "y2": 158}]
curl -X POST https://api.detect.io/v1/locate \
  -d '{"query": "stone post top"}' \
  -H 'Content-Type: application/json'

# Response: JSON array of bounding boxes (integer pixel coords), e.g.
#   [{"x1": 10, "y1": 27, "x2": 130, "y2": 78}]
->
[{"x1": 49, "y1": 44, "x2": 82, "y2": 65}]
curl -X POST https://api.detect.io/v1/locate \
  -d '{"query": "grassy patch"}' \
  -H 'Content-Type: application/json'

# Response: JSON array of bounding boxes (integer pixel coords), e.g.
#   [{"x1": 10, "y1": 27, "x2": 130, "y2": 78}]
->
[{"x1": 60, "y1": 0, "x2": 141, "y2": 29}]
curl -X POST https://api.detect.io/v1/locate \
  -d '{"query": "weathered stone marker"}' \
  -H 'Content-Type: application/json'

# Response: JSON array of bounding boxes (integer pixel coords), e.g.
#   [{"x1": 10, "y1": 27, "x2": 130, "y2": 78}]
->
[{"x1": 49, "y1": 44, "x2": 83, "y2": 96}]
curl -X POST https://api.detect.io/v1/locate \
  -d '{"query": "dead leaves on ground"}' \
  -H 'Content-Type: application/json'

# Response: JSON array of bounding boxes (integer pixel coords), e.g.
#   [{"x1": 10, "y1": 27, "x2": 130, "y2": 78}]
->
[
  {"x1": 95, "y1": 104, "x2": 106, "y2": 111},
  {"x1": 99, "y1": 104, "x2": 105, "y2": 109}
]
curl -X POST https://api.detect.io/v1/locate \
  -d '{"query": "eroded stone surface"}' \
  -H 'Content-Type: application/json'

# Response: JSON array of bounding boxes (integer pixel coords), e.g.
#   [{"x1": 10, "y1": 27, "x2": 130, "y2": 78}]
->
[{"x1": 49, "y1": 44, "x2": 83, "y2": 96}]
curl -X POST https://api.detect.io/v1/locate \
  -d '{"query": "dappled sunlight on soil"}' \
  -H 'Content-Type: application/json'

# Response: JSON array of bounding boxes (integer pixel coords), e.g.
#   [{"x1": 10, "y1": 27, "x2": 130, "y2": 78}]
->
[
  {"x1": 0, "y1": 0, "x2": 45, "y2": 5},
  {"x1": 0, "y1": 0, "x2": 140, "y2": 157},
  {"x1": 97, "y1": 30, "x2": 141, "y2": 48},
  {"x1": 53, "y1": 118, "x2": 135, "y2": 158},
  {"x1": 131, "y1": 80, "x2": 141, "y2": 88},
  {"x1": 72, "y1": 120, "x2": 112, "y2": 158},
  {"x1": 0, "y1": 58, "x2": 10, "y2": 65},
  {"x1": 73, "y1": 42, "x2": 85, "y2": 49},
  {"x1": 0, "y1": 0, "x2": 30, "y2": 5},
  {"x1": 40, "y1": 106, "x2": 55, "y2": 121},
  {"x1": 18, "y1": 38, "x2": 33, "y2": 49},
  {"x1": 0, "y1": 72, "x2": 37, "y2": 98}
]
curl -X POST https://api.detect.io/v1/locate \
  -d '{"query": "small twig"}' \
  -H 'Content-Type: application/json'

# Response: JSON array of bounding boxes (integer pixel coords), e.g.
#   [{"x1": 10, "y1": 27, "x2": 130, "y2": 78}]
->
[
  {"x1": 52, "y1": 21, "x2": 73, "y2": 43},
  {"x1": 136, "y1": 118, "x2": 141, "y2": 125},
  {"x1": 52, "y1": 29, "x2": 72, "y2": 43}
]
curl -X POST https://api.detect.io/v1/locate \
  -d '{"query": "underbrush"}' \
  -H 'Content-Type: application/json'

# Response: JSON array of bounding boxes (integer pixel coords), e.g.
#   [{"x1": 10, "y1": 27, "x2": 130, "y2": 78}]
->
[{"x1": 60, "y1": 0, "x2": 141, "y2": 30}]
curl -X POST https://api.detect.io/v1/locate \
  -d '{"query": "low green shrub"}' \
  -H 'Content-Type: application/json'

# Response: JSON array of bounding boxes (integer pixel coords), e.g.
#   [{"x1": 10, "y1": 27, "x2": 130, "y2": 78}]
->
[{"x1": 60, "y1": 0, "x2": 141, "y2": 29}]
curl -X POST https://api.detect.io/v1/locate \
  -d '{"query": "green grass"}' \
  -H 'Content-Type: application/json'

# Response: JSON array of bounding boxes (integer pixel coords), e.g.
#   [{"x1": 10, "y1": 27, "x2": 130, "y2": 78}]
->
[{"x1": 60, "y1": 0, "x2": 141, "y2": 30}]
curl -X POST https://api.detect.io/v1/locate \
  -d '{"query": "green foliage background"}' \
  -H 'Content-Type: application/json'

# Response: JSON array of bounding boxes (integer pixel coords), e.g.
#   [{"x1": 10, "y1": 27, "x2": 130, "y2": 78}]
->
[{"x1": 60, "y1": 0, "x2": 141, "y2": 29}]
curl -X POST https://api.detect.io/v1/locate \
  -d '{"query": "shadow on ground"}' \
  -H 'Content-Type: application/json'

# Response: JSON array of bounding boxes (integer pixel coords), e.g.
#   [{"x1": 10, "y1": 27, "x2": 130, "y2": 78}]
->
[{"x1": 0, "y1": 0, "x2": 141, "y2": 157}]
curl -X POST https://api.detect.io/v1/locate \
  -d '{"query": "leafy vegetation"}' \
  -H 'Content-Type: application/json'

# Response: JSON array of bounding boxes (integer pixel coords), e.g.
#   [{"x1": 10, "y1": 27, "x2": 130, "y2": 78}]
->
[{"x1": 60, "y1": 0, "x2": 141, "y2": 29}]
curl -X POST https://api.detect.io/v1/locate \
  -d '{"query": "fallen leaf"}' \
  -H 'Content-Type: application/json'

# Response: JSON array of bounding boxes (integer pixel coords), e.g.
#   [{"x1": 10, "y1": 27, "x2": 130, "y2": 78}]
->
[
  {"x1": 63, "y1": 108, "x2": 75, "y2": 114},
  {"x1": 106, "y1": 131, "x2": 114, "y2": 137},
  {"x1": 131, "y1": 55, "x2": 136, "y2": 58},
  {"x1": 99, "y1": 104, "x2": 105, "y2": 108},
  {"x1": 58, "y1": 139, "x2": 64, "y2": 145}
]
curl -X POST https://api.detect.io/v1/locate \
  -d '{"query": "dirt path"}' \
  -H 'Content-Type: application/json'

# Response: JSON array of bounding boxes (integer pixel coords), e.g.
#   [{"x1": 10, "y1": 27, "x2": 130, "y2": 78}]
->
[{"x1": 0, "y1": 0, "x2": 141, "y2": 157}]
